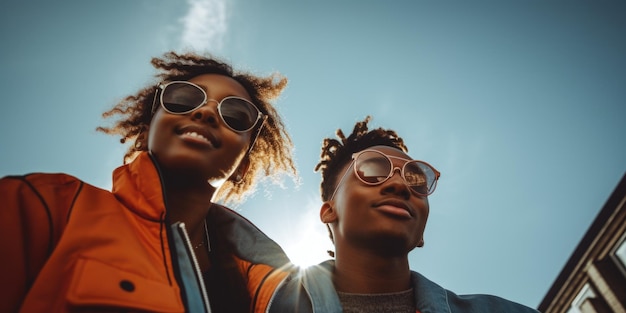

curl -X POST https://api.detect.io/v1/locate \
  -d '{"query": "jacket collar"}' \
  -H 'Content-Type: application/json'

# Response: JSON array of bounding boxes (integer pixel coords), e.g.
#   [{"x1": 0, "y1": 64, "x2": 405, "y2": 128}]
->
[
  {"x1": 301, "y1": 261, "x2": 342, "y2": 313},
  {"x1": 411, "y1": 271, "x2": 451, "y2": 313},
  {"x1": 111, "y1": 151, "x2": 291, "y2": 267},
  {"x1": 206, "y1": 204, "x2": 291, "y2": 267},
  {"x1": 112, "y1": 152, "x2": 166, "y2": 221},
  {"x1": 302, "y1": 260, "x2": 451, "y2": 313}
]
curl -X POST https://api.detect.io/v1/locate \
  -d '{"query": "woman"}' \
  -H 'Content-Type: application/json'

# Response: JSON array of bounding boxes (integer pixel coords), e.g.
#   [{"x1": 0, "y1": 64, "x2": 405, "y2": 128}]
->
[{"x1": 0, "y1": 52, "x2": 296, "y2": 313}]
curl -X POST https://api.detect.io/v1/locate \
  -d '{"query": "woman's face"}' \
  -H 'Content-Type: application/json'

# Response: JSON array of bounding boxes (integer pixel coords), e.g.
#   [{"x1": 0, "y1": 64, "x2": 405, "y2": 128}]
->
[{"x1": 147, "y1": 74, "x2": 253, "y2": 187}]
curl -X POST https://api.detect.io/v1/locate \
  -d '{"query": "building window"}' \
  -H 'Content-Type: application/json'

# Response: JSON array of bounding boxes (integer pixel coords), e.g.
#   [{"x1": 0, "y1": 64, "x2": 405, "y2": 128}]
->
[
  {"x1": 615, "y1": 235, "x2": 626, "y2": 272},
  {"x1": 567, "y1": 284, "x2": 596, "y2": 313},
  {"x1": 568, "y1": 283, "x2": 612, "y2": 313}
]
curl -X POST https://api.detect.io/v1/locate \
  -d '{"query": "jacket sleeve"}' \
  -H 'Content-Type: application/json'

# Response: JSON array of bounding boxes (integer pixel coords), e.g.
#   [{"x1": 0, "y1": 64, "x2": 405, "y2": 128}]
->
[
  {"x1": 0, "y1": 174, "x2": 82, "y2": 313},
  {"x1": 244, "y1": 261, "x2": 292, "y2": 313}
]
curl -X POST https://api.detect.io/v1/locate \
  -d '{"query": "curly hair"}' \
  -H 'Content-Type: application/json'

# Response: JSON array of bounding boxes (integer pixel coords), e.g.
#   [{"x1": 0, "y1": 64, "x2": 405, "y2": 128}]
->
[
  {"x1": 97, "y1": 51, "x2": 296, "y2": 204},
  {"x1": 314, "y1": 116, "x2": 408, "y2": 202}
]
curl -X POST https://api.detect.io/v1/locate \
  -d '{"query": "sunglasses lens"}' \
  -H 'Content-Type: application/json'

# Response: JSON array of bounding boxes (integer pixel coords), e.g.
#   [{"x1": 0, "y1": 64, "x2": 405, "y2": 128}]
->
[
  {"x1": 404, "y1": 162, "x2": 435, "y2": 195},
  {"x1": 219, "y1": 98, "x2": 259, "y2": 131},
  {"x1": 354, "y1": 151, "x2": 392, "y2": 184},
  {"x1": 355, "y1": 150, "x2": 437, "y2": 195},
  {"x1": 162, "y1": 82, "x2": 205, "y2": 113}
]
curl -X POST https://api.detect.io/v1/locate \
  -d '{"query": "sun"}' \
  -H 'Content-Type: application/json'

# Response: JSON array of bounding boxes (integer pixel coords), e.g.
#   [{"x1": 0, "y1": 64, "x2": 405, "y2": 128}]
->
[
  {"x1": 278, "y1": 202, "x2": 332, "y2": 268},
  {"x1": 282, "y1": 226, "x2": 331, "y2": 268}
]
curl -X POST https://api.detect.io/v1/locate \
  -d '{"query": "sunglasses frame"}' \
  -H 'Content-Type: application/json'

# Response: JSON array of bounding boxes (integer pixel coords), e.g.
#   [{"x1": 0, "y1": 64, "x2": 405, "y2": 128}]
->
[
  {"x1": 329, "y1": 149, "x2": 441, "y2": 200},
  {"x1": 151, "y1": 80, "x2": 264, "y2": 133}
]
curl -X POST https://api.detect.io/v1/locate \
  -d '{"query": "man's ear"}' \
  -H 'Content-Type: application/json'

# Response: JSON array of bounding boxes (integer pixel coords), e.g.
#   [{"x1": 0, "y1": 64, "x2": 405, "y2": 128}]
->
[
  {"x1": 320, "y1": 202, "x2": 338, "y2": 223},
  {"x1": 232, "y1": 157, "x2": 250, "y2": 182}
]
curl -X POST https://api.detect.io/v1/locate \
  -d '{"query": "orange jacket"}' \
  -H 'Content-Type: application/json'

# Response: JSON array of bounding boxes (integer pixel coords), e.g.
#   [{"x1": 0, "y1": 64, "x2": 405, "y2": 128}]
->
[{"x1": 0, "y1": 152, "x2": 291, "y2": 312}]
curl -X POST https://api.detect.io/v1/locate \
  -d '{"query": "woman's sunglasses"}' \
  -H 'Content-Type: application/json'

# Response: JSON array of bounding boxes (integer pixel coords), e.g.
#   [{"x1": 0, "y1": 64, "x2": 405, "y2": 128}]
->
[
  {"x1": 151, "y1": 81, "x2": 264, "y2": 133},
  {"x1": 330, "y1": 149, "x2": 441, "y2": 200}
]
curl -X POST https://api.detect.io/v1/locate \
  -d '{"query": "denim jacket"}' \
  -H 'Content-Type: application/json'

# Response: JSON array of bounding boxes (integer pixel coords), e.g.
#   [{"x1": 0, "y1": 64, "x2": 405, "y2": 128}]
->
[{"x1": 269, "y1": 260, "x2": 539, "y2": 313}]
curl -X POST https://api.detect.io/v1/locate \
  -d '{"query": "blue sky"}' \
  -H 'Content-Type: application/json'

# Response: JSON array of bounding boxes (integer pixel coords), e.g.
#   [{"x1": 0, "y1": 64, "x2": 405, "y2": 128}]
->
[{"x1": 1, "y1": 0, "x2": 625, "y2": 308}]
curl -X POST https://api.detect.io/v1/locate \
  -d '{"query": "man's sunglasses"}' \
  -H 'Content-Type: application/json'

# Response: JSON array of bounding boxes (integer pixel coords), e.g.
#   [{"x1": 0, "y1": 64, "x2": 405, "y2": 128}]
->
[
  {"x1": 330, "y1": 149, "x2": 441, "y2": 200},
  {"x1": 152, "y1": 81, "x2": 263, "y2": 133}
]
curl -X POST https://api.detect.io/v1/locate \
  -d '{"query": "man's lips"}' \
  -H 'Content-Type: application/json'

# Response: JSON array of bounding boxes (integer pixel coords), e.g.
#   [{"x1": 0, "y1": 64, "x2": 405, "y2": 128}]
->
[{"x1": 374, "y1": 200, "x2": 413, "y2": 219}]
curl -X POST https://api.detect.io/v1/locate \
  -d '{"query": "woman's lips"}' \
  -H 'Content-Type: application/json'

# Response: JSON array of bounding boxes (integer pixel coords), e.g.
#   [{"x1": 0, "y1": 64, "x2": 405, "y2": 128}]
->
[
  {"x1": 176, "y1": 124, "x2": 220, "y2": 148},
  {"x1": 180, "y1": 131, "x2": 214, "y2": 148}
]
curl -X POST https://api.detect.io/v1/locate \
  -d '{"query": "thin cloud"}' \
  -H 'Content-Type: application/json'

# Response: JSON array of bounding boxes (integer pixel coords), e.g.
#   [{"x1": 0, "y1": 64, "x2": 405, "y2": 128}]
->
[{"x1": 179, "y1": 0, "x2": 228, "y2": 52}]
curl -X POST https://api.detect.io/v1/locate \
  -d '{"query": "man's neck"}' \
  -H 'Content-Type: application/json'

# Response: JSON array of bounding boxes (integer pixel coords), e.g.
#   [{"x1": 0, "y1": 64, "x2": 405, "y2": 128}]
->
[{"x1": 332, "y1": 248, "x2": 412, "y2": 294}]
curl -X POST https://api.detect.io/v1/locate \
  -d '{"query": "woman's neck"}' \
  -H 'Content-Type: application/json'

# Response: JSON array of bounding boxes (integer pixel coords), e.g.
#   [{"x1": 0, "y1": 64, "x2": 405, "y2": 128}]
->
[{"x1": 163, "y1": 178, "x2": 216, "y2": 237}]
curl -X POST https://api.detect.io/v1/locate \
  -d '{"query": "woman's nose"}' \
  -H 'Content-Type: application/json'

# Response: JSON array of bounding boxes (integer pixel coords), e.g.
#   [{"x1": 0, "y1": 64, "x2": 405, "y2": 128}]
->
[{"x1": 191, "y1": 100, "x2": 220, "y2": 126}]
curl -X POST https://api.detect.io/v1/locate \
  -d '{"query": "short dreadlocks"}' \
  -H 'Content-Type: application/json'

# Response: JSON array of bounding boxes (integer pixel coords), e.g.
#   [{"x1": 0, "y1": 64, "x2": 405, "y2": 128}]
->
[
  {"x1": 97, "y1": 51, "x2": 296, "y2": 204},
  {"x1": 315, "y1": 116, "x2": 408, "y2": 202}
]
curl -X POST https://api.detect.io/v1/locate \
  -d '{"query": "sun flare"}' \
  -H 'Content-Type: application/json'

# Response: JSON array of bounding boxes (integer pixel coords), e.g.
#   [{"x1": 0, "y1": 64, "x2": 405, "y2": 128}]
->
[{"x1": 279, "y1": 202, "x2": 332, "y2": 268}]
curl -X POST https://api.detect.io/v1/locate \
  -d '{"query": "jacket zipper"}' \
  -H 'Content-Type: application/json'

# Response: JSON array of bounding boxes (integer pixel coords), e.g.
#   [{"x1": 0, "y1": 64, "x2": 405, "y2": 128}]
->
[
  {"x1": 174, "y1": 222, "x2": 212, "y2": 313},
  {"x1": 148, "y1": 153, "x2": 212, "y2": 312}
]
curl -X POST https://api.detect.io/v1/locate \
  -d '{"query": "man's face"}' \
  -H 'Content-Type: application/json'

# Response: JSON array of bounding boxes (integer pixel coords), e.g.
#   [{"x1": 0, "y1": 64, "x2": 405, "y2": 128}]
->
[{"x1": 323, "y1": 145, "x2": 430, "y2": 255}]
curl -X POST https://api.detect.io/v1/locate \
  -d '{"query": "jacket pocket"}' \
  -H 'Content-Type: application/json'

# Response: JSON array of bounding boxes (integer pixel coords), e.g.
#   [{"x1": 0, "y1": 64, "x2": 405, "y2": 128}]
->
[{"x1": 66, "y1": 257, "x2": 184, "y2": 312}]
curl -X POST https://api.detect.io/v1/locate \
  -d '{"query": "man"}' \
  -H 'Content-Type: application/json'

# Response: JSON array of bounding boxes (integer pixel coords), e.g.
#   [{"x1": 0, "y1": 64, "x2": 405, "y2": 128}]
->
[{"x1": 270, "y1": 116, "x2": 538, "y2": 313}]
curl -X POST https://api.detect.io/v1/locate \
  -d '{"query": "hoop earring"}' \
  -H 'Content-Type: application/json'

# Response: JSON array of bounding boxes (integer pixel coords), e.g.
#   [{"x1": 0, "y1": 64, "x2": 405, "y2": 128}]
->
[
  {"x1": 135, "y1": 140, "x2": 143, "y2": 149},
  {"x1": 134, "y1": 128, "x2": 148, "y2": 150}
]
